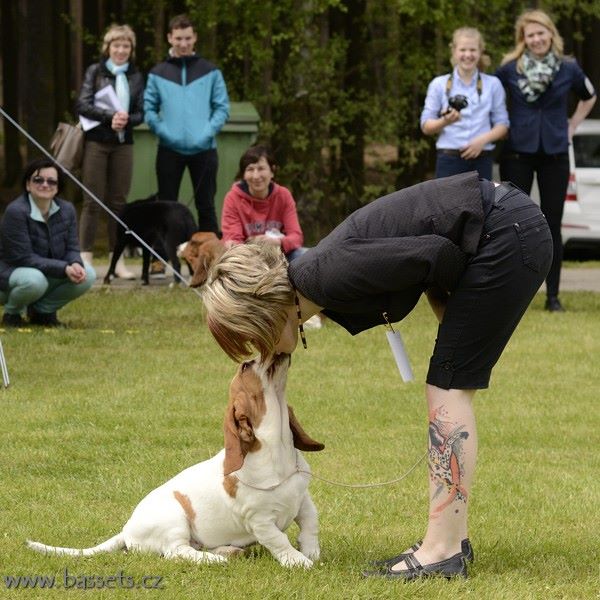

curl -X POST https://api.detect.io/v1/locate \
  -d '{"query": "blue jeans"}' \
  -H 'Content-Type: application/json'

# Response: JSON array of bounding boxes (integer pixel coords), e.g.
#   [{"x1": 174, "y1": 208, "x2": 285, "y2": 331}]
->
[
  {"x1": 0, "y1": 265, "x2": 96, "y2": 315},
  {"x1": 435, "y1": 152, "x2": 493, "y2": 180}
]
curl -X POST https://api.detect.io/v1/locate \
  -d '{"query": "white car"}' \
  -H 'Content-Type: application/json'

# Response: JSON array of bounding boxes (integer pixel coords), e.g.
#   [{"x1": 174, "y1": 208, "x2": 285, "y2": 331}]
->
[{"x1": 562, "y1": 119, "x2": 600, "y2": 252}]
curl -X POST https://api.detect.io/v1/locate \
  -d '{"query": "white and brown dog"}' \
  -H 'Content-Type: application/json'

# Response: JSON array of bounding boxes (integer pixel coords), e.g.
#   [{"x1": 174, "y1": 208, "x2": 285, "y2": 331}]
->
[
  {"x1": 27, "y1": 354, "x2": 324, "y2": 568},
  {"x1": 176, "y1": 231, "x2": 225, "y2": 288}
]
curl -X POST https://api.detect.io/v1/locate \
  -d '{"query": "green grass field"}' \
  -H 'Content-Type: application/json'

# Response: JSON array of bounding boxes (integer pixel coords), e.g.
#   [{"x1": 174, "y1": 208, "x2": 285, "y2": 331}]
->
[{"x1": 1, "y1": 286, "x2": 599, "y2": 599}]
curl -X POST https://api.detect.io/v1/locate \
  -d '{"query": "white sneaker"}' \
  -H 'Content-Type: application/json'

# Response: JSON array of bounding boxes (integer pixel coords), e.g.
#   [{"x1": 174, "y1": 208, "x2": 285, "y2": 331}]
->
[
  {"x1": 110, "y1": 254, "x2": 136, "y2": 280},
  {"x1": 303, "y1": 315, "x2": 322, "y2": 330}
]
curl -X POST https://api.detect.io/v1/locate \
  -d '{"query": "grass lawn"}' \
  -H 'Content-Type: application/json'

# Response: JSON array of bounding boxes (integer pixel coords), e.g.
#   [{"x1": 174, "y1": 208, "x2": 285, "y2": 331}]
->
[{"x1": 1, "y1": 286, "x2": 599, "y2": 599}]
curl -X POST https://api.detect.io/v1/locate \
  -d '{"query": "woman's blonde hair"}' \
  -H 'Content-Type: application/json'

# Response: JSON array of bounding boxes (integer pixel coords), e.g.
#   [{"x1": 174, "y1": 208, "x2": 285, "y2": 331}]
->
[
  {"x1": 102, "y1": 24, "x2": 136, "y2": 58},
  {"x1": 201, "y1": 242, "x2": 294, "y2": 362},
  {"x1": 501, "y1": 9, "x2": 564, "y2": 68},
  {"x1": 450, "y1": 27, "x2": 491, "y2": 71}
]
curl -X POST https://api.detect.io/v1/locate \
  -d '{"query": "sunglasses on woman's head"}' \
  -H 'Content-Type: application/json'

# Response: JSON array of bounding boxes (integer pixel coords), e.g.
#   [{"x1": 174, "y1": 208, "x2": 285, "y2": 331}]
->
[{"x1": 31, "y1": 176, "x2": 58, "y2": 187}]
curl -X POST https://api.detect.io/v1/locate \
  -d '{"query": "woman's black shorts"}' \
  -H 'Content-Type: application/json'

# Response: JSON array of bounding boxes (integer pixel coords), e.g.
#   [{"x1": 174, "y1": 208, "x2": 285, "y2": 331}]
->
[{"x1": 427, "y1": 183, "x2": 553, "y2": 389}]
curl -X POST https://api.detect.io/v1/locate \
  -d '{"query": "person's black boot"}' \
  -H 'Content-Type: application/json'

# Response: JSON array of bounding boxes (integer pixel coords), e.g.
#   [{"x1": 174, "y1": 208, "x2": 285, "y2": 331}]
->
[
  {"x1": 545, "y1": 296, "x2": 565, "y2": 312},
  {"x1": 2, "y1": 312, "x2": 23, "y2": 328},
  {"x1": 27, "y1": 308, "x2": 65, "y2": 328}
]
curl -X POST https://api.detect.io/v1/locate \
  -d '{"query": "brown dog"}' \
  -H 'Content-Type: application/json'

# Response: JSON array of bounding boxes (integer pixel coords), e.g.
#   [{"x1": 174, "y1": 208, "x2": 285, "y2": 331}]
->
[{"x1": 177, "y1": 232, "x2": 226, "y2": 287}]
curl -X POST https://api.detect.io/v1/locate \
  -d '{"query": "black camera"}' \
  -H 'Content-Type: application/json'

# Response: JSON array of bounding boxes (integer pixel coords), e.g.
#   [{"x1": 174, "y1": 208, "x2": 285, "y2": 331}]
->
[{"x1": 440, "y1": 94, "x2": 469, "y2": 116}]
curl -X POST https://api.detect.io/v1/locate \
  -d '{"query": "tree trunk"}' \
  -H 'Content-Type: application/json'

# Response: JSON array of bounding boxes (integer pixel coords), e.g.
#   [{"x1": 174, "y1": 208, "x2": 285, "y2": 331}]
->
[
  {"x1": 1, "y1": 0, "x2": 23, "y2": 185},
  {"x1": 22, "y1": 0, "x2": 57, "y2": 159},
  {"x1": 339, "y1": 0, "x2": 367, "y2": 212}
]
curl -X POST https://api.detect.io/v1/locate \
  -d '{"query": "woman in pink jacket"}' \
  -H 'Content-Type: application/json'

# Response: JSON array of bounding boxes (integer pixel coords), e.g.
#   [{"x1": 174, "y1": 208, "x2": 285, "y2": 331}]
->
[{"x1": 221, "y1": 145, "x2": 306, "y2": 261}]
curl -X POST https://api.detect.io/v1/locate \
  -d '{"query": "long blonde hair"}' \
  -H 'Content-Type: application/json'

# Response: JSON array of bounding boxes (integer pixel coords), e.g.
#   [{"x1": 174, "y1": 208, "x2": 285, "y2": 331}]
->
[
  {"x1": 501, "y1": 9, "x2": 564, "y2": 70},
  {"x1": 201, "y1": 243, "x2": 294, "y2": 362},
  {"x1": 450, "y1": 27, "x2": 491, "y2": 71}
]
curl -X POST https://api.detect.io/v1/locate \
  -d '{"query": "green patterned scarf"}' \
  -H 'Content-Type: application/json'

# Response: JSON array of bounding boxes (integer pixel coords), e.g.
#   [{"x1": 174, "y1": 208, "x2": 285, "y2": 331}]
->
[{"x1": 518, "y1": 51, "x2": 561, "y2": 103}]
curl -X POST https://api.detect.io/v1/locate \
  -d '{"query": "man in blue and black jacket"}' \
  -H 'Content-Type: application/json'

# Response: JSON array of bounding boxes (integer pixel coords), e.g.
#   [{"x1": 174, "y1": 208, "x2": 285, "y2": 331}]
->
[{"x1": 144, "y1": 14, "x2": 230, "y2": 233}]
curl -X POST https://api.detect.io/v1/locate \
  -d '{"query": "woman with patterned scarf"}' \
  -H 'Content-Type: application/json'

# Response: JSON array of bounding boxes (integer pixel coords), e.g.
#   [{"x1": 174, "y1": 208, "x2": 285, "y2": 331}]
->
[
  {"x1": 76, "y1": 24, "x2": 145, "y2": 279},
  {"x1": 496, "y1": 9, "x2": 596, "y2": 312}
]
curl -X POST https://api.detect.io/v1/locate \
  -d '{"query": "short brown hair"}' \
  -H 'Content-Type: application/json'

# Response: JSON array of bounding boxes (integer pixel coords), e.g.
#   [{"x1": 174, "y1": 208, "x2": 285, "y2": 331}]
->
[
  {"x1": 168, "y1": 14, "x2": 195, "y2": 33},
  {"x1": 201, "y1": 242, "x2": 293, "y2": 362},
  {"x1": 236, "y1": 145, "x2": 276, "y2": 180}
]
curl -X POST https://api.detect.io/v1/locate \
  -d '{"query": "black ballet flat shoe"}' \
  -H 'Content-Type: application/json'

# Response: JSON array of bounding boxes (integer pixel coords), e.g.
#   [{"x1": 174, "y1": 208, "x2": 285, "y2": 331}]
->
[
  {"x1": 545, "y1": 296, "x2": 565, "y2": 312},
  {"x1": 370, "y1": 538, "x2": 474, "y2": 568},
  {"x1": 363, "y1": 552, "x2": 467, "y2": 581}
]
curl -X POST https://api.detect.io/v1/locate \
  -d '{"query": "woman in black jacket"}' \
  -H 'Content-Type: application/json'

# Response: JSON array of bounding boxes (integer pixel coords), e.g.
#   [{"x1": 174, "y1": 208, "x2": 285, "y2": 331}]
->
[
  {"x1": 76, "y1": 23, "x2": 144, "y2": 278},
  {"x1": 0, "y1": 159, "x2": 95, "y2": 327},
  {"x1": 201, "y1": 172, "x2": 553, "y2": 580}
]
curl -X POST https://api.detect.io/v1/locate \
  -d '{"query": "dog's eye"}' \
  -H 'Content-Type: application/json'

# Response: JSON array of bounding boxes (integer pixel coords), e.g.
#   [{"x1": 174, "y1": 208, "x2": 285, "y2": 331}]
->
[{"x1": 241, "y1": 360, "x2": 254, "y2": 372}]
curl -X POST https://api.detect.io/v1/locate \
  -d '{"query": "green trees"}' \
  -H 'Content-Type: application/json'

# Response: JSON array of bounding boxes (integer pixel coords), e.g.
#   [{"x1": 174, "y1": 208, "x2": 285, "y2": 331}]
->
[{"x1": 2, "y1": 1, "x2": 599, "y2": 237}]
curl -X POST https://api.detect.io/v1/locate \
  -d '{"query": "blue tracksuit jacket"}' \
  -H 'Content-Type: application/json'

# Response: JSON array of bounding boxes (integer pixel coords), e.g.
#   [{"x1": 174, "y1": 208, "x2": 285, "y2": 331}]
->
[{"x1": 144, "y1": 54, "x2": 230, "y2": 155}]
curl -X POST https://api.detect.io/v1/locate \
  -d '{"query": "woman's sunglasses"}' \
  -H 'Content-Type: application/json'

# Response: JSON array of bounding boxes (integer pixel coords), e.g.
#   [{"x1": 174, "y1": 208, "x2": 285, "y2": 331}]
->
[{"x1": 31, "y1": 176, "x2": 58, "y2": 187}]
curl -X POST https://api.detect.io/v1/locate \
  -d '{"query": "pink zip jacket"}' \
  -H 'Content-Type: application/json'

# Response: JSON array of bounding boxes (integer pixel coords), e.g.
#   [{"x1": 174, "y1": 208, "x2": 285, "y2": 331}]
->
[{"x1": 221, "y1": 181, "x2": 304, "y2": 255}]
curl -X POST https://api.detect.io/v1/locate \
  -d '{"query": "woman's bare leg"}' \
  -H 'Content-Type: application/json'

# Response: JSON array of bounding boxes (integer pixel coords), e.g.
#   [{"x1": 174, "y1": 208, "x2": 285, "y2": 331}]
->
[{"x1": 392, "y1": 384, "x2": 477, "y2": 569}]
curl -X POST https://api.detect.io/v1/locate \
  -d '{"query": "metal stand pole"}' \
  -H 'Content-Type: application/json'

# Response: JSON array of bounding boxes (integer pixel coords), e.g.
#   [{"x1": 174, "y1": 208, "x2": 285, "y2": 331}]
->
[{"x1": 0, "y1": 338, "x2": 9, "y2": 388}]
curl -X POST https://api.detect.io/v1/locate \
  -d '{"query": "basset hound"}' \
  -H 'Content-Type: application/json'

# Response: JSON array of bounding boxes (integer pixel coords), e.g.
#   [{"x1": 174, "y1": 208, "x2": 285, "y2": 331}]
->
[
  {"x1": 176, "y1": 231, "x2": 226, "y2": 288},
  {"x1": 27, "y1": 353, "x2": 324, "y2": 568}
]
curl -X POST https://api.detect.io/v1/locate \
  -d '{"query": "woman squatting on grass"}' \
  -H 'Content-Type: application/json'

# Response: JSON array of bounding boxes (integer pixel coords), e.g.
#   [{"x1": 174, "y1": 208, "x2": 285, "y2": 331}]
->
[{"x1": 201, "y1": 172, "x2": 552, "y2": 581}]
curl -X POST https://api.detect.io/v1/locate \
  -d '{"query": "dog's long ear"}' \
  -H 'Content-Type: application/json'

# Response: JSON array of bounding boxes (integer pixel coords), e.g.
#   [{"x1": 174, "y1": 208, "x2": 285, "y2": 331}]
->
[
  {"x1": 190, "y1": 254, "x2": 211, "y2": 288},
  {"x1": 190, "y1": 241, "x2": 225, "y2": 288},
  {"x1": 288, "y1": 405, "x2": 325, "y2": 452},
  {"x1": 223, "y1": 391, "x2": 257, "y2": 475}
]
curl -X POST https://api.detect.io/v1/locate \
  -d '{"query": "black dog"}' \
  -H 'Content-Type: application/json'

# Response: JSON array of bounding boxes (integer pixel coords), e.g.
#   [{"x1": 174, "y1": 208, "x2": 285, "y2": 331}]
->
[{"x1": 104, "y1": 196, "x2": 197, "y2": 286}]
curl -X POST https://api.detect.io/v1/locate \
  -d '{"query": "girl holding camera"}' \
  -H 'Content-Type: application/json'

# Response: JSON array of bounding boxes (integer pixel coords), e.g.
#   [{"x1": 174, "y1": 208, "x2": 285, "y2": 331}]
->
[{"x1": 420, "y1": 27, "x2": 509, "y2": 179}]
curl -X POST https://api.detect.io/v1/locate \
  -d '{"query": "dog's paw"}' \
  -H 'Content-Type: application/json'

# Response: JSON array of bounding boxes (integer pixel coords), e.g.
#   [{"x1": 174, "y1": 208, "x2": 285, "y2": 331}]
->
[
  {"x1": 164, "y1": 547, "x2": 227, "y2": 564},
  {"x1": 278, "y1": 548, "x2": 314, "y2": 569},
  {"x1": 212, "y1": 545, "x2": 246, "y2": 559},
  {"x1": 300, "y1": 543, "x2": 320, "y2": 562}
]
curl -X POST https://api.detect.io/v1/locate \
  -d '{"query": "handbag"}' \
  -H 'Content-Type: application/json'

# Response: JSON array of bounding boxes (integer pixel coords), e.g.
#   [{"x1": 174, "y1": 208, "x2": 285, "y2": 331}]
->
[{"x1": 49, "y1": 122, "x2": 84, "y2": 171}]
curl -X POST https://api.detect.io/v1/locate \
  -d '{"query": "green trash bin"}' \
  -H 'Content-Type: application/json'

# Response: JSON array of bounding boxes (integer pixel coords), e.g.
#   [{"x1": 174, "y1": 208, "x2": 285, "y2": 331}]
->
[{"x1": 129, "y1": 101, "x2": 260, "y2": 228}]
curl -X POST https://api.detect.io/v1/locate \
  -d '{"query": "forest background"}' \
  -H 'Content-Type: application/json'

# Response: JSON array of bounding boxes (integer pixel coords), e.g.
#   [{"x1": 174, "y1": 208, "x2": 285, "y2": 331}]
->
[{"x1": 1, "y1": 0, "x2": 600, "y2": 241}]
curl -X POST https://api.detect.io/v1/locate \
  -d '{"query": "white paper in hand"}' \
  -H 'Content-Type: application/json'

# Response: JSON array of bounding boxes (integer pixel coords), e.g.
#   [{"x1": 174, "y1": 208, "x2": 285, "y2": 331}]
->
[
  {"x1": 79, "y1": 85, "x2": 123, "y2": 131},
  {"x1": 386, "y1": 330, "x2": 414, "y2": 382}
]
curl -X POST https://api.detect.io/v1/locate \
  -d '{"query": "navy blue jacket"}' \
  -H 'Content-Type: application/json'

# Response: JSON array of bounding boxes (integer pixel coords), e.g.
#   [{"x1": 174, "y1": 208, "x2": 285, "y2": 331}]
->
[
  {"x1": 0, "y1": 194, "x2": 83, "y2": 290},
  {"x1": 496, "y1": 58, "x2": 595, "y2": 154}
]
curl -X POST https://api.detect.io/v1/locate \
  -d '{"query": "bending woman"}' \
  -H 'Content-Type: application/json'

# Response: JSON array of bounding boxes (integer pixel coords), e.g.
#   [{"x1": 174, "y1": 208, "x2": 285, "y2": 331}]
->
[{"x1": 202, "y1": 172, "x2": 552, "y2": 580}]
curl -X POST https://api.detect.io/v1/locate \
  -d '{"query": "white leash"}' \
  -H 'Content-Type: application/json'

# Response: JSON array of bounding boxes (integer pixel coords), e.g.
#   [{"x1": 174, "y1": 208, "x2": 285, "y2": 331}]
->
[
  {"x1": 0, "y1": 338, "x2": 9, "y2": 387},
  {"x1": 305, "y1": 450, "x2": 427, "y2": 489},
  {"x1": 237, "y1": 451, "x2": 427, "y2": 491},
  {"x1": 0, "y1": 106, "x2": 202, "y2": 298}
]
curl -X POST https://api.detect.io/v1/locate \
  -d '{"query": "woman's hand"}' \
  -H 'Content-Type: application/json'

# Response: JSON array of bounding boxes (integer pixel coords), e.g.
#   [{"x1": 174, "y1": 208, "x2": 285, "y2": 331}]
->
[
  {"x1": 111, "y1": 111, "x2": 129, "y2": 131},
  {"x1": 65, "y1": 263, "x2": 87, "y2": 284},
  {"x1": 422, "y1": 109, "x2": 460, "y2": 136},
  {"x1": 441, "y1": 108, "x2": 461, "y2": 126},
  {"x1": 460, "y1": 136, "x2": 486, "y2": 160}
]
